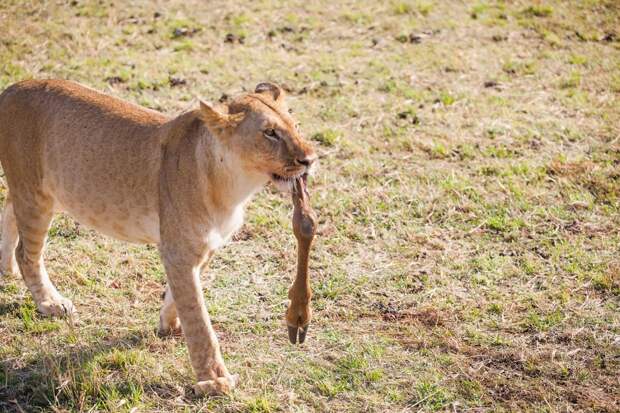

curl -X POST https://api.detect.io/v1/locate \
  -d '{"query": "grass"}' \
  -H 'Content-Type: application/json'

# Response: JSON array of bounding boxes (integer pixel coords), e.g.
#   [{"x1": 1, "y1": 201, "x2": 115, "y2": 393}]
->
[{"x1": 0, "y1": 0, "x2": 619, "y2": 411}]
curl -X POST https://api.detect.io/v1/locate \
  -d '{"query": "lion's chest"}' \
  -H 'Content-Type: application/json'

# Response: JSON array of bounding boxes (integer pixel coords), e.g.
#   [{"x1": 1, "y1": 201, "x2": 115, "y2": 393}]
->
[{"x1": 204, "y1": 205, "x2": 244, "y2": 251}]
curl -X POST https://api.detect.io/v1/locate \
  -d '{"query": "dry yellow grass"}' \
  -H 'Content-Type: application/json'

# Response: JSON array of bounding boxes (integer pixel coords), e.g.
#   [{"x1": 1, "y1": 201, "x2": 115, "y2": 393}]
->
[{"x1": 1, "y1": 0, "x2": 619, "y2": 411}]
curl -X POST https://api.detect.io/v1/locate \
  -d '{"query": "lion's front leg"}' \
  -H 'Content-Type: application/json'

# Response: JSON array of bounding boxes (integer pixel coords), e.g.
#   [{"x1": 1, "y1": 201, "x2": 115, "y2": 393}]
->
[
  {"x1": 159, "y1": 256, "x2": 213, "y2": 336},
  {"x1": 160, "y1": 247, "x2": 237, "y2": 396}
]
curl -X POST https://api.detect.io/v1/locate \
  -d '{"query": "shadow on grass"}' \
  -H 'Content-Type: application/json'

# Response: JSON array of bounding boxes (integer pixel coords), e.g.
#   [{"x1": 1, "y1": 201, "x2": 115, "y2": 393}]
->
[
  {"x1": 0, "y1": 301, "x2": 20, "y2": 316},
  {"x1": 0, "y1": 329, "x2": 181, "y2": 412}
]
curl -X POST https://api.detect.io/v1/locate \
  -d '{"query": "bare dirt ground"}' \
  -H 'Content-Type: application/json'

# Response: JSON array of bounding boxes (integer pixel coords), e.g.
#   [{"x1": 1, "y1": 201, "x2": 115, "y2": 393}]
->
[{"x1": 0, "y1": 0, "x2": 619, "y2": 411}]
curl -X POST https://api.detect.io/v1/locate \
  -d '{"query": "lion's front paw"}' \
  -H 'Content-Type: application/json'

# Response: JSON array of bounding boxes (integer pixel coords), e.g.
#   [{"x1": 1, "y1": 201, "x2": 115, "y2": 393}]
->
[
  {"x1": 194, "y1": 373, "x2": 239, "y2": 396},
  {"x1": 37, "y1": 297, "x2": 76, "y2": 317}
]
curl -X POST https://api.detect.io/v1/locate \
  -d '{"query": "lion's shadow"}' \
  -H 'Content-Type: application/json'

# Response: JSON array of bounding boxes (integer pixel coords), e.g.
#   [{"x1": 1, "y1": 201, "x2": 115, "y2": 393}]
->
[
  {"x1": 0, "y1": 301, "x2": 20, "y2": 316},
  {"x1": 0, "y1": 327, "x2": 183, "y2": 412}
]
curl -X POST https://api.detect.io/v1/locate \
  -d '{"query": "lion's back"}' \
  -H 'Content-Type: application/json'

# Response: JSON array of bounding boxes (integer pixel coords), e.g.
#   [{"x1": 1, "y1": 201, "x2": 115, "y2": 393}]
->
[{"x1": 0, "y1": 79, "x2": 165, "y2": 244}]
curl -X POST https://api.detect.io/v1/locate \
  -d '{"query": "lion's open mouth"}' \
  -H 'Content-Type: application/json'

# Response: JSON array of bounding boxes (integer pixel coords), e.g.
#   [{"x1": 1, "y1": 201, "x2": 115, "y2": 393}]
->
[
  {"x1": 270, "y1": 173, "x2": 305, "y2": 192},
  {"x1": 271, "y1": 173, "x2": 297, "y2": 183}
]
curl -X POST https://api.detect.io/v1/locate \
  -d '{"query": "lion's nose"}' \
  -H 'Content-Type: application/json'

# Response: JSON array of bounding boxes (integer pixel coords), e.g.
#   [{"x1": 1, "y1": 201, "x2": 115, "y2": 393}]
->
[{"x1": 295, "y1": 154, "x2": 317, "y2": 168}]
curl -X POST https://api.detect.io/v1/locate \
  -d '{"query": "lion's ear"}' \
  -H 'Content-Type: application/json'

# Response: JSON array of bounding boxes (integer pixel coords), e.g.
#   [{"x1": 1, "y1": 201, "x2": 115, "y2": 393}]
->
[
  {"x1": 254, "y1": 82, "x2": 285, "y2": 103},
  {"x1": 199, "y1": 100, "x2": 244, "y2": 134}
]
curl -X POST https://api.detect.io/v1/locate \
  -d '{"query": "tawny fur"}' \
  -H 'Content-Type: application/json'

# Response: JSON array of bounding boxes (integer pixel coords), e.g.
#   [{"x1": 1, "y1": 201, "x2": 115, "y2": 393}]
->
[
  {"x1": 286, "y1": 177, "x2": 317, "y2": 344},
  {"x1": 0, "y1": 79, "x2": 316, "y2": 395}
]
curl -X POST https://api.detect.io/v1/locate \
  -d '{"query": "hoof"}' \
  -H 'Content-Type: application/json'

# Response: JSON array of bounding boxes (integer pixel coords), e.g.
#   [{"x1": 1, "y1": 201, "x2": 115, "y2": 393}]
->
[
  {"x1": 287, "y1": 324, "x2": 309, "y2": 344},
  {"x1": 194, "y1": 374, "x2": 239, "y2": 396}
]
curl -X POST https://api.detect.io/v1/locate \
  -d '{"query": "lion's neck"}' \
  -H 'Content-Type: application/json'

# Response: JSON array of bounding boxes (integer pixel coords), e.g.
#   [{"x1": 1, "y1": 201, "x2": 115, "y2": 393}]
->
[
  {"x1": 188, "y1": 134, "x2": 267, "y2": 250},
  {"x1": 161, "y1": 110, "x2": 268, "y2": 250},
  {"x1": 196, "y1": 133, "x2": 268, "y2": 214},
  {"x1": 163, "y1": 109, "x2": 267, "y2": 214}
]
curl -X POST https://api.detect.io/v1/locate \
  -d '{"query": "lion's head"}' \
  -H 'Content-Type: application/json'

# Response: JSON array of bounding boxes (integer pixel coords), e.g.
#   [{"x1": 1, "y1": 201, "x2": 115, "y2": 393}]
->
[{"x1": 199, "y1": 83, "x2": 317, "y2": 191}]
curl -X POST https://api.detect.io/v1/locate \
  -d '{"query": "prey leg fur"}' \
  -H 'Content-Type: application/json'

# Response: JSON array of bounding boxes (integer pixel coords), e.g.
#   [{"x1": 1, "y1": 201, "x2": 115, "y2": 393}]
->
[{"x1": 286, "y1": 176, "x2": 317, "y2": 344}]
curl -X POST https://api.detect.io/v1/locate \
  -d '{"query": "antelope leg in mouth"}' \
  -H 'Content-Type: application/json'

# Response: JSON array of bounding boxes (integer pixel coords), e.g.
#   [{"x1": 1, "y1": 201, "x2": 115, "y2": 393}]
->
[
  {"x1": 286, "y1": 175, "x2": 317, "y2": 344},
  {"x1": 288, "y1": 324, "x2": 309, "y2": 344}
]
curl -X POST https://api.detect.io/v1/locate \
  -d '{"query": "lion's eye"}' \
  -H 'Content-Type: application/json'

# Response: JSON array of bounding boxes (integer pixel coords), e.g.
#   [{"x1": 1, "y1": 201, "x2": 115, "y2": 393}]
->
[{"x1": 263, "y1": 128, "x2": 279, "y2": 141}]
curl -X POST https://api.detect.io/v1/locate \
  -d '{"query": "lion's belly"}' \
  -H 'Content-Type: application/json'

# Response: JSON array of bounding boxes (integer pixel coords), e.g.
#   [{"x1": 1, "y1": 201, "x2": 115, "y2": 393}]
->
[
  {"x1": 43, "y1": 130, "x2": 162, "y2": 244},
  {"x1": 52, "y1": 193, "x2": 160, "y2": 244},
  {"x1": 46, "y1": 165, "x2": 161, "y2": 244}
]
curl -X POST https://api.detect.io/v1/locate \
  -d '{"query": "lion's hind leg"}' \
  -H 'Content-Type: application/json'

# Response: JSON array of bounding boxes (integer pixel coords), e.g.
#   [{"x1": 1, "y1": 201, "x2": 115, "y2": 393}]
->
[
  {"x1": 12, "y1": 191, "x2": 75, "y2": 316},
  {"x1": 158, "y1": 285, "x2": 182, "y2": 336},
  {"x1": 1, "y1": 194, "x2": 19, "y2": 276}
]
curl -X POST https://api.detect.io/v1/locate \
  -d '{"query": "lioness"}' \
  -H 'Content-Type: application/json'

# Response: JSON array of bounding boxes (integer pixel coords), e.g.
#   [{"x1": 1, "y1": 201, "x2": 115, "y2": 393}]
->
[{"x1": 0, "y1": 79, "x2": 316, "y2": 395}]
